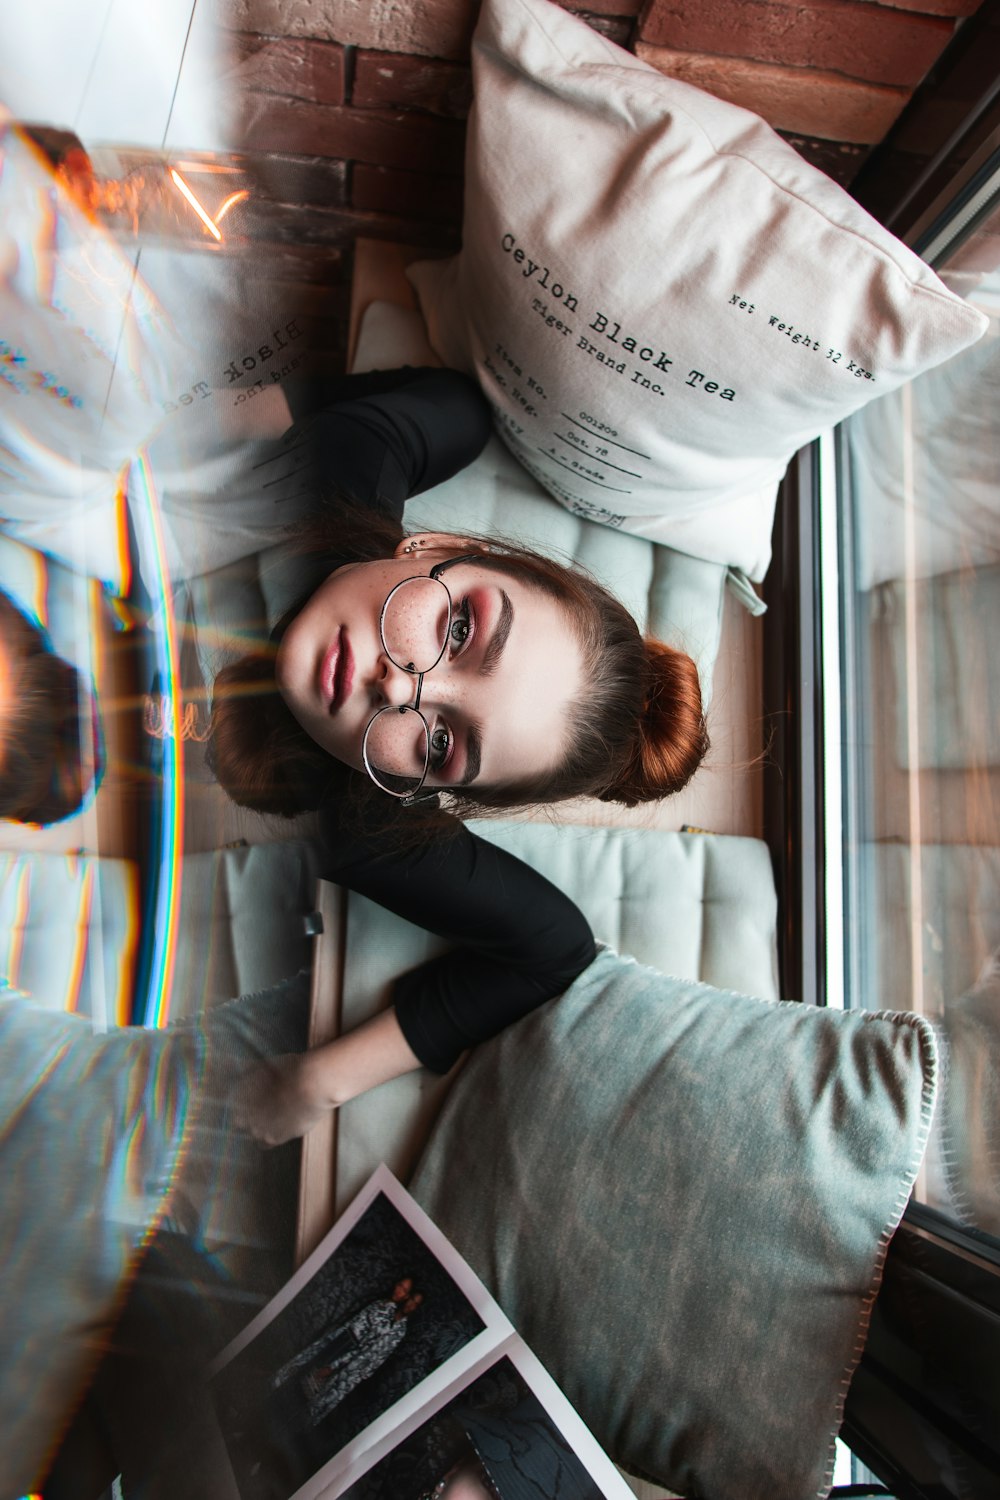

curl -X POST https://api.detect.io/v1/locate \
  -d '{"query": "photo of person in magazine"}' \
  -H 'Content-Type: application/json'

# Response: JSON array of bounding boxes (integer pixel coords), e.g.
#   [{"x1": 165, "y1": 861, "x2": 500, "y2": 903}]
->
[
  {"x1": 272, "y1": 1277, "x2": 425, "y2": 1427},
  {"x1": 211, "y1": 1184, "x2": 486, "y2": 1500}
]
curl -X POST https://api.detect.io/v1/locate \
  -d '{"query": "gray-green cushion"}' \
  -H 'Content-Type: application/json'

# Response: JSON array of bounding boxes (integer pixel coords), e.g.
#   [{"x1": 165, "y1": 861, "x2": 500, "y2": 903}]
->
[
  {"x1": 411, "y1": 947, "x2": 938, "y2": 1500},
  {"x1": 168, "y1": 843, "x2": 323, "y2": 1018},
  {"x1": 935, "y1": 955, "x2": 1000, "y2": 1238},
  {"x1": 0, "y1": 975, "x2": 312, "y2": 1498}
]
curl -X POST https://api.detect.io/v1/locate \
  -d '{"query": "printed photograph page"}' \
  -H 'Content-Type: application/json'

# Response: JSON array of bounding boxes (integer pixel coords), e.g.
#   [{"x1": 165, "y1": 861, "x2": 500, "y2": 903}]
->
[
  {"x1": 329, "y1": 1338, "x2": 638, "y2": 1500},
  {"x1": 208, "y1": 1165, "x2": 514, "y2": 1500}
]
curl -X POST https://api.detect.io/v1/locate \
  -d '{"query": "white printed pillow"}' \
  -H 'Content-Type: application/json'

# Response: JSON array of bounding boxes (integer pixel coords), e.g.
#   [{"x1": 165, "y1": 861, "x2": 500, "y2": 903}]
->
[{"x1": 408, "y1": 0, "x2": 988, "y2": 580}]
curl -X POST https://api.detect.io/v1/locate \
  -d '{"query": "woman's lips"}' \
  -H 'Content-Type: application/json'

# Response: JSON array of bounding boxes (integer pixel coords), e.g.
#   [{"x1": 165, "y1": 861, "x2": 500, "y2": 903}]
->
[{"x1": 321, "y1": 628, "x2": 354, "y2": 711}]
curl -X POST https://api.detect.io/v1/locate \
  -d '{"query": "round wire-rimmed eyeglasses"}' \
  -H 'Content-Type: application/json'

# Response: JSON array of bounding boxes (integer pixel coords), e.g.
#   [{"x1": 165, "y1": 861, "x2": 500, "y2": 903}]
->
[{"x1": 361, "y1": 553, "x2": 484, "y2": 803}]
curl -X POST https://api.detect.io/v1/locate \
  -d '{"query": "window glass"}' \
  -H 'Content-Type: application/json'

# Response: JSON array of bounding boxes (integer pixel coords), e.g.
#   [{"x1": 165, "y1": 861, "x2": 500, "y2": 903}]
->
[{"x1": 837, "y1": 181, "x2": 1000, "y2": 1242}]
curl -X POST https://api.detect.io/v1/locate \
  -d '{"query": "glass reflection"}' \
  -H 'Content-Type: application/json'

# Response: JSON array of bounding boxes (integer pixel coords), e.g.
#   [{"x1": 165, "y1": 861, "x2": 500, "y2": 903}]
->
[
  {"x1": 0, "y1": 24, "x2": 319, "y2": 1485},
  {"x1": 841, "y1": 215, "x2": 1000, "y2": 1243}
]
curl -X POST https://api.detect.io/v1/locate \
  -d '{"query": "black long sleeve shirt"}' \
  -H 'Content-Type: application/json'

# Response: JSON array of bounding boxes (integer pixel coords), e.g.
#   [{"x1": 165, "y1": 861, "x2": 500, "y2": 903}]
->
[{"x1": 281, "y1": 367, "x2": 597, "y2": 1072}]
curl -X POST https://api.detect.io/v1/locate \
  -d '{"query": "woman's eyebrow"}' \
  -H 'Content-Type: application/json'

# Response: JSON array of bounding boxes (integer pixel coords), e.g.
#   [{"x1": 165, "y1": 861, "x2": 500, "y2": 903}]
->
[
  {"x1": 478, "y1": 590, "x2": 514, "y2": 678},
  {"x1": 457, "y1": 722, "x2": 483, "y2": 787}
]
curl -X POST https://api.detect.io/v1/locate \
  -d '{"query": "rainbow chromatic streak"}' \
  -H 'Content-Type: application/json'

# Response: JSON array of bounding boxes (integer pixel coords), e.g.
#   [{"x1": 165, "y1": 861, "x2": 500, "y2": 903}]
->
[{"x1": 130, "y1": 452, "x2": 183, "y2": 1030}]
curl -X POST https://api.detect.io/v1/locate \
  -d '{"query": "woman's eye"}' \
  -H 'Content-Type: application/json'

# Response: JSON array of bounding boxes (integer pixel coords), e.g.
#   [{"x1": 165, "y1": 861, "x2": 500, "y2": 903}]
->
[
  {"x1": 429, "y1": 722, "x2": 452, "y2": 770},
  {"x1": 448, "y1": 598, "x2": 473, "y2": 651}
]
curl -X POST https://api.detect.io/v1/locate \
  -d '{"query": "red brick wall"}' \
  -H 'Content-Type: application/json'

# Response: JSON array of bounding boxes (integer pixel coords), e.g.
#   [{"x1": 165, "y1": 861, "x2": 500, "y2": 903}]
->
[
  {"x1": 636, "y1": 0, "x2": 980, "y2": 146},
  {"x1": 209, "y1": 0, "x2": 983, "y2": 353},
  {"x1": 219, "y1": 2, "x2": 643, "y2": 260}
]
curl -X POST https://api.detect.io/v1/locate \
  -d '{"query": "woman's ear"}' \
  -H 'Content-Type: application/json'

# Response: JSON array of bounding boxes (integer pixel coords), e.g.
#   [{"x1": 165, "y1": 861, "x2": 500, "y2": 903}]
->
[{"x1": 393, "y1": 532, "x2": 482, "y2": 559}]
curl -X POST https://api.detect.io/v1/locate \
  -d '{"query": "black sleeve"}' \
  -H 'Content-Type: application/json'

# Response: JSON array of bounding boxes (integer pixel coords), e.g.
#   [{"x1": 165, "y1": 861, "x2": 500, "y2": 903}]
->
[
  {"x1": 279, "y1": 366, "x2": 494, "y2": 521},
  {"x1": 317, "y1": 795, "x2": 597, "y2": 1074}
]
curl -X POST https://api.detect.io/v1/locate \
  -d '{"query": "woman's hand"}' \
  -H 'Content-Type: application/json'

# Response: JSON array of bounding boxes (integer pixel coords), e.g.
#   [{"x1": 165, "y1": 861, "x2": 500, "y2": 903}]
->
[
  {"x1": 235, "y1": 1051, "x2": 333, "y2": 1148},
  {"x1": 235, "y1": 1010, "x2": 424, "y2": 1146}
]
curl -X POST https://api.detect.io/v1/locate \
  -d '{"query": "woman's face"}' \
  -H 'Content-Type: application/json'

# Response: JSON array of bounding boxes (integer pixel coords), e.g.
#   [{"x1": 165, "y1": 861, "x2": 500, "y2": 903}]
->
[
  {"x1": 275, "y1": 541, "x2": 585, "y2": 794},
  {"x1": 434, "y1": 1460, "x2": 496, "y2": 1500}
]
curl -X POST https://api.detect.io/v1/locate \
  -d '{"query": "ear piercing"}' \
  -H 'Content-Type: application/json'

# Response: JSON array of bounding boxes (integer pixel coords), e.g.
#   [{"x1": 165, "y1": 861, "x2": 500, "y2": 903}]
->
[{"x1": 402, "y1": 538, "x2": 494, "y2": 555}]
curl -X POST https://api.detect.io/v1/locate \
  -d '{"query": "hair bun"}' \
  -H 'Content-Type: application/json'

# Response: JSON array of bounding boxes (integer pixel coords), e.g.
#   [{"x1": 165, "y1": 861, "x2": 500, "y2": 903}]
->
[{"x1": 598, "y1": 637, "x2": 709, "y2": 807}]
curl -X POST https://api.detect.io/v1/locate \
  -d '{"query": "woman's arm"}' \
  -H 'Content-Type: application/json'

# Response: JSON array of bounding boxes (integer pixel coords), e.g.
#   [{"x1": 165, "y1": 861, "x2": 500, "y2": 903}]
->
[
  {"x1": 319, "y1": 801, "x2": 597, "y2": 1074},
  {"x1": 277, "y1": 366, "x2": 494, "y2": 518}
]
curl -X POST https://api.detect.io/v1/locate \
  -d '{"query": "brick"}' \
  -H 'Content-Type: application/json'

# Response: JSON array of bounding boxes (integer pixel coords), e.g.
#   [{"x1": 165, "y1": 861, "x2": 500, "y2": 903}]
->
[
  {"x1": 221, "y1": 0, "x2": 479, "y2": 61},
  {"x1": 243, "y1": 151, "x2": 349, "y2": 208},
  {"x1": 353, "y1": 51, "x2": 473, "y2": 117},
  {"x1": 226, "y1": 34, "x2": 346, "y2": 104},
  {"x1": 130, "y1": 145, "x2": 348, "y2": 212},
  {"x1": 232, "y1": 96, "x2": 468, "y2": 174},
  {"x1": 634, "y1": 43, "x2": 910, "y2": 141},
  {"x1": 352, "y1": 162, "x2": 465, "y2": 224},
  {"x1": 235, "y1": 197, "x2": 358, "y2": 245},
  {"x1": 638, "y1": 1, "x2": 953, "y2": 88}
]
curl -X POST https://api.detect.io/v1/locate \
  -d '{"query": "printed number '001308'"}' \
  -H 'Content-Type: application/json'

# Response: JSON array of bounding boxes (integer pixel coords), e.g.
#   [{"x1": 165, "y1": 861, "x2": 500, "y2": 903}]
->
[{"x1": 578, "y1": 412, "x2": 618, "y2": 436}]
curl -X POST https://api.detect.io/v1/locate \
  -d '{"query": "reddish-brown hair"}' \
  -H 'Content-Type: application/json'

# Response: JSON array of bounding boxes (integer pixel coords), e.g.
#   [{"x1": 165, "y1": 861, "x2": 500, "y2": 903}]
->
[
  {"x1": 0, "y1": 592, "x2": 95, "y2": 825},
  {"x1": 208, "y1": 511, "x2": 709, "y2": 819}
]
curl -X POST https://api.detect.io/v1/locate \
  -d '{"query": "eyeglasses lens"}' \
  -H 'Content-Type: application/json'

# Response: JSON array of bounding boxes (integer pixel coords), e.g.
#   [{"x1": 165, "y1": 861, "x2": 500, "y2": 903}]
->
[
  {"x1": 363, "y1": 705, "x2": 428, "y2": 795},
  {"x1": 380, "y1": 575, "x2": 451, "y2": 673}
]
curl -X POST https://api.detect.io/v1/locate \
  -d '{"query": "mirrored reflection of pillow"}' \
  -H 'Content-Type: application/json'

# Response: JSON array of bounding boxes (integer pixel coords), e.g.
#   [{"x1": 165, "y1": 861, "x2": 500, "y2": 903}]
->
[
  {"x1": 409, "y1": 0, "x2": 987, "y2": 581},
  {"x1": 848, "y1": 308, "x2": 1000, "y2": 588},
  {"x1": 412, "y1": 948, "x2": 938, "y2": 1500},
  {"x1": 0, "y1": 122, "x2": 183, "y2": 590},
  {"x1": 937, "y1": 952, "x2": 1000, "y2": 1238},
  {"x1": 0, "y1": 993, "x2": 198, "y2": 1498}
]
